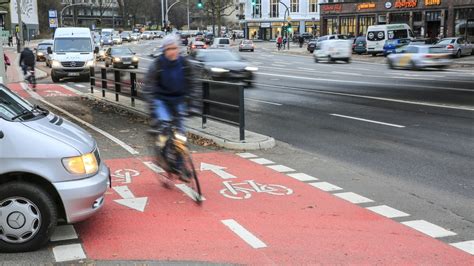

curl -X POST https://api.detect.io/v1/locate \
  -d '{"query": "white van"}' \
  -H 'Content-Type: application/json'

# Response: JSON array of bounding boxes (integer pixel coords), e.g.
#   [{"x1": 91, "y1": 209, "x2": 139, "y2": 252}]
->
[
  {"x1": 313, "y1": 39, "x2": 352, "y2": 63},
  {"x1": 366, "y1": 24, "x2": 414, "y2": 56},
  {"x1": 48, "y1": 27, "x2": 99, "y2": 82}
]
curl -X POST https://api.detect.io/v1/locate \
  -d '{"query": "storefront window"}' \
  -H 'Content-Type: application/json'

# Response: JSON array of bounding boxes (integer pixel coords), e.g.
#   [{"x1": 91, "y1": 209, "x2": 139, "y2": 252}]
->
[
  {"x1": 340, "y1": 17, "x2": 356, "y2": 37},
  {"x1": 390, "y1": 13, "x2": 410, "y2": 24},
  {"x1": 309, "y1": 0, "x2": 318, "y2": 13},
  {"x1": 413, "y1": 12, "x2": 422, "y2": 22},
  {"x1": 306, "y1": 21, "x2": 320, "y2": 36},
  {"x1": 325, "y1": 17, "x2": 338, "y2": 35},
  {"x1": 291, "y1": 0, "x2": 299, "y2": 13},
  {"x1": 270, "y1": 0, "x2": 279, "y2": 18},
  {"x1": 455, "y1": 8, "x2": 474, "y2": 42},
  {"x1": 358, "y1": 16, "x2": 375, "y2": 35},
  {"x1": 253, "y1": 0, "x2": 262, "y2": 18}
]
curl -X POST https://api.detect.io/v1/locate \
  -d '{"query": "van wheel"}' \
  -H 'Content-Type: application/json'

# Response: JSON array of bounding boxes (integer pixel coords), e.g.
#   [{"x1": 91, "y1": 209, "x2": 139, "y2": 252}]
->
[
  {"x1": 371, "y1": 53, "x2": 377, "y2": 57},
  {"x1": 51, "y1": 74, "x2": 60, "y2": 83},
  {"x1": 0, "y1": 182, "x2": 57, "y2": 253}
]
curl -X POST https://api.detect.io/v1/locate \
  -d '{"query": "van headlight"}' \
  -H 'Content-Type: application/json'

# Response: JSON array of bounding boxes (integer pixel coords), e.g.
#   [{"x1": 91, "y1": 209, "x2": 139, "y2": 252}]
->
[
  {"x1": 37, "y1": 52, "x2": 44, "y2": 56},
  {"x1": 52, "y1": 60, "x2": 62, "y2": 68},
  {"x1": 62, "y1": 153, "x2": 99, "y2": 175},
  {"x1": 113, "y1": 57, "x2": 121, "y2": 62},
  {"x1": 132, "y1": 56, "x2": 139, "y2": 62},
  {"x1": 86, "y1": 60, "x2": 94, "y2": 67},
  {"x1": 210, "y1": 67, "x2": 229, "y2": 73},
  {"x1": 245, "y1": 66, "x2": 258, "y2": 72}
]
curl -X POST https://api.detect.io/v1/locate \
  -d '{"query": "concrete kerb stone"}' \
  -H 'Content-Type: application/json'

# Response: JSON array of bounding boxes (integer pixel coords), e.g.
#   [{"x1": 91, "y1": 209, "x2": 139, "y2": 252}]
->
[{"x1": 69, "y1": 87, "x2": 275, "y2": 151}]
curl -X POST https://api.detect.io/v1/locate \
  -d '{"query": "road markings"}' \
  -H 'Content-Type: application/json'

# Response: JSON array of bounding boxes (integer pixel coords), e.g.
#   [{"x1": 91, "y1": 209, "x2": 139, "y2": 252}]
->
[
  {"x1": 138, "y1": 56, "x2": 154, "y2": 61},
  {"x1": 401, "y1": 220, "x2": 457, "y2": 238},
  {"x1": 246, "y1": 97, "x2": 283, "y2": 106},
  {"x1": 201, "y1": 162, "x2": 237, "y2": 179},
  {"x1": 143, "y1": 161, "x2": 165, "y2": 173},
  {"x1": 236, "y1": 152, "x2": 258, "y2": 158},
  {"x1": 75, "y1": 84, "x2": 86, "y2": 88},
  {"x1": 221, "y1": 219, "x2": 267, "y2": 249},
  {"x1": 21, "y1": 83, "x2": 141, "y2": 155},
  {"x1": 175, "y1": 183, "x2": 206, "y2": 201},
  {"x1": 450, "y1": 240, "x2": 474, "y2": 255},
  {"x1": 53, "y1": 244, "x2": 87, "y2": 262},
  {"x1": 287, "y1": 173, "x2": 319, "y2": 182},
  {"x1": 366, "y1": 205, "x2": 410, "y2": 218},
  {"x1": 331, "y1": 71, "x2": 362, "y2": 76},
  {"x1": 250, "y1": 158, "x2": 275, "y2": 165},
  {"x1": 50, "y1": 225, "x2": 78, "y2": 242},
  {"x1": 113, "y1": 186, "x2": 148, "y2": 212},
  {"x1": 267, "y1": 165, "x2": 295, "y2": 173},
  {"x1": 298, "y1": 67, "x2": 314, "y2": 71},
  {"x1": 330, "y1": 114, "x2": 406, "y2": 128},
  {"x1": 334, "y1": 192, "x2": 374, "y2": 204},
  {"x1": 309, "y1": 182, "x2": 343, "y2": 192}
]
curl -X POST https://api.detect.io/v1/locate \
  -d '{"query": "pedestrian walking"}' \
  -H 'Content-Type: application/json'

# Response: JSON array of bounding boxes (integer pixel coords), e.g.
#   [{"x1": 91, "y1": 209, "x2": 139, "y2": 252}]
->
[
  {"x1": 277, "y1": 36, "x2": 283, "y2": 51},
  {"x1": 4, "y1": 53, "x2": 11, "y2": 71},
  {"x1": 232, "y1": 33, "x2": 236, "y2": 43},
  {"x1": 298, "y1": 35, "x2": 304, "y2": 48},
  {"x1": 282, "y1": 36, "x2": 287, "y2": 50},
  {"x1": 8, "y1": 35, "x2": 13, "y2": 47}
]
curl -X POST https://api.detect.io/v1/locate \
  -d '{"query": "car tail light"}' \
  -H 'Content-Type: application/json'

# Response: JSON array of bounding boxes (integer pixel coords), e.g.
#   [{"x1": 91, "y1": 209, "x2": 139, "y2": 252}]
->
[
  {"x1": 204, "y1": 45, "x2": 208, "y2": 48},
  {"x1": 240, "y1": 44, "x2": 244, "y2": 47},
  {"x1": 192, "y1": 45, "x2": 196, "y2": 49},
  {"x1": 424, "y1": 54, "x2": 433, "y2": 58},
  {"x1": 447, "y1": 44, "x2": 454, "y2": 49}
]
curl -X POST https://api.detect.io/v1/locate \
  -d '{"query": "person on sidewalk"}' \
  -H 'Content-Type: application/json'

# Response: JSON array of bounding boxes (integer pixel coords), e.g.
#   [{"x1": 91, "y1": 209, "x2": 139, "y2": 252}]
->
[
  {"x1": 277, "y1": 36, "x2": 283, "y2": 51},
  {"x1": 298, "y1": 35, "x2": 305, "y2": 48},
  {"x1": 19, "y1": 47, "x2": 36, "y2": 89},
  {"x1": 4, "y1": 53, "x2": 10, "y2": 71}
]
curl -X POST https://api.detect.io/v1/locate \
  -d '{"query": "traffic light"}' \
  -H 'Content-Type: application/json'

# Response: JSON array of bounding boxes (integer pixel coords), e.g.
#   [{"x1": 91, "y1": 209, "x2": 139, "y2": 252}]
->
[
  {"x1": 287, "y1": 23, "x2": 292, "y2": 33},
  {"x1": 251, "y1": 0, "x2": 256, "y2": 6},
  {"x1": 197, "y1": 0, "x2": 203, "y2": 8}
]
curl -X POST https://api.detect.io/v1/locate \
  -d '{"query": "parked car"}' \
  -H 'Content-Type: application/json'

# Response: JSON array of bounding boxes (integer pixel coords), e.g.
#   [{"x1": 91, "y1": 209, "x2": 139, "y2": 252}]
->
[
  {"x1": 35, "y1": 40, "x2": 53, "y2": 62},
  {"x1": 120, "y1": 32, "x2": 131, "y2": 42},
  {"x1": 387, "y1": 45, "x2": 451, "y2": 70},
  {"x1": 432, "y1": 37, "x2": 474, "y2": 58},
  {"x1": 104, "y1": 47, "x2": 139, "y2": 69},
  {"x1": 307, "y1": 38, "x2": 318, "y2": 53},
  {"x1": 188, "y1": 49, "x2": 257, "y2": 87},
  {"x1": 383, "y1": 38, "x2": 410, "y2": 56},
  {"x1": 353, "y1": 36, "x2": 367, "y2": 54},
  {"x1": 211, "y1": 38, "x2": 231, "y2": 49},
  {"x1": 239, "y1": 40, "x2": 255, "y2": 52},
  {"x1": 0, "y1": 84, "x2": 110, "y2": 252},
  {"x1": 314, "y1": 39, "x2": 352, "y2": 63},
  {"x1": 187, "y1": 38, "x2": 208, "y2": 54}
]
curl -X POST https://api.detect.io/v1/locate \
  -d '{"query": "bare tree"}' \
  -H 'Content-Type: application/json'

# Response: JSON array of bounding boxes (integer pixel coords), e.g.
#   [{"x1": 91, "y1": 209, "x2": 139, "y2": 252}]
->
[
  {"x1": 96, "y1": 0, "x2": 116, "y2": 25},
  {"x1": 202, "y1": 0, "x2": 236, "y2": 36},
  {"x1": 37, "y1": 0, "x2": 62, "y2": 37}
]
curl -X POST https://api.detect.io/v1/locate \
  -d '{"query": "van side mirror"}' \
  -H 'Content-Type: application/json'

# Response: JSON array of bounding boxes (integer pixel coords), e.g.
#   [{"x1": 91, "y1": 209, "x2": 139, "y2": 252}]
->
[
  {"x1": 47, "y1": 47, "x2": 52, "y2": 54},
  {"x1": 94, "y1": 47, "x2": 99, "y2": 54}
]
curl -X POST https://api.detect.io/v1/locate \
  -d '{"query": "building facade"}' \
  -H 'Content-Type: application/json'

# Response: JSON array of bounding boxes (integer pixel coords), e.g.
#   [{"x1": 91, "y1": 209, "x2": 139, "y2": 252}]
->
[
  {"x1": 320, "y1": 0, "x2": 474, "y2": 41},
  {"x1": 61, "y1": 0, "x2": 122, "y2": 29},
  {"x1": 242, "y1": 0, "x2": 321, "y2": 40}
]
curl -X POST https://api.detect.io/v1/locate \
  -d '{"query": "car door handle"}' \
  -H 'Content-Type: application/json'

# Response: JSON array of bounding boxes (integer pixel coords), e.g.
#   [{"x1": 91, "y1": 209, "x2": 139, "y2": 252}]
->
[{"x1": 0, "y1": 131, "x2": 4, "y2": 139}]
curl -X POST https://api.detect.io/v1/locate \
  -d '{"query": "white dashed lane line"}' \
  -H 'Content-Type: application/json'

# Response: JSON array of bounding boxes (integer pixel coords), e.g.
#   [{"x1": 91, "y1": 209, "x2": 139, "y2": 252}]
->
[
  {"x1": 250, "y1": 158, "x2": 275, "y2": 165},
  {"x1": 221, "y1": 219, "x2": 267, "y2": 249},
  {"x1": 236, "y1": 152, "x2": 258, "y2": 158},
  {"x1": 309, "y1": 182, "x2": 343, "y2": 192},
  {"x1": 330, "y1": 114, "x2": 406, "y2": 128},
  {"x1": 53, "y1": 244, "x2": 87, "y2": 262},
  {"x1": 267, "y1": 165, "x2": 295, "y2": 173},
  {"x1": 333, "y1": 192, "x2": 375, "y2": 204},
  {"x1": 366, "y1": 205, "x2": 410, "y2": 218},
  {"x1": 287, "y1": 173, "x2": 319, "y2": 182},
  {"x1": 401, "y1": 220, "x2": 457, "y2": 238},
  {"x1": 450, "y1": 240, "x2": 474, "y2": 255}
]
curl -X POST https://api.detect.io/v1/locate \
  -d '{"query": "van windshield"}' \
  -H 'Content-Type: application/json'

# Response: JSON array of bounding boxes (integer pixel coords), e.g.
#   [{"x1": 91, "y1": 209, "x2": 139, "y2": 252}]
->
[
  {"x1": 55, "y1": 38, "x2": 92, "y2": 53},
  {"x1": 0, "y1": 85, "x2": 36, "y2": 121}
]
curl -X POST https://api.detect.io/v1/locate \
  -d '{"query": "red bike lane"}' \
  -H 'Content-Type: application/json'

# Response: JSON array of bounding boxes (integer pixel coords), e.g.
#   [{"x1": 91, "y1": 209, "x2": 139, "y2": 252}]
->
[{"x1": 75, "y1": 152, "x2": 474, "y2": 264}]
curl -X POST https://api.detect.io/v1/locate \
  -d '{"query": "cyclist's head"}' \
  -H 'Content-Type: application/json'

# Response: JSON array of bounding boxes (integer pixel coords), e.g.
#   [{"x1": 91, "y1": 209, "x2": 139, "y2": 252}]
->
[{"x1": 161, "y1": 35, "x2": 179, "y2": 61}]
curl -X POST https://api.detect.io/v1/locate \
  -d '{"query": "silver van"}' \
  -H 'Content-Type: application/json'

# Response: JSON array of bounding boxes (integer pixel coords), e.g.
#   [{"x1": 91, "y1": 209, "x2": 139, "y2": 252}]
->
[{"x1": 0, "y1": 84, "x2": 110, "y2": 252}]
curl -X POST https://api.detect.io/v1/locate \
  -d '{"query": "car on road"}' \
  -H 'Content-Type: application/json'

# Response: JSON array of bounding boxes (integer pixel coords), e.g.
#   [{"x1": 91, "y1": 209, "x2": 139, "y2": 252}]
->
[
  {"x1": 314, "y1": 39, "x2": 352, "y2": 63},
  {"x1": 104, "y1": 47, "x2": 139, "y2": 69},
  {"x1": 120, "y1": 32, "x2": 131, "y2": 42},
  {"x1": 307, "y1": 38, "x2": 318, "y2": 53},
  {"x1": 431, "y1": 37, "x2": 474, "y2": 58},
  {"x1": 211, "y1": 38, "x2": 231, "y2": 49},
  {"x1": 383, "y1": 39, "x2": 410, "y2": 56},
  {"x1": 101, "y1": 35, "x2": 114, "y2": 46},
  {"x1": 386, "y1": 45, "x2": 451, "y2": 70},
  {"x1": 35, "y1": 40, "x2": 53, "y2": 62},
  {"x1": 112, "y1": 35, "x2": 123, "y2": 45},
  {"x1": 130, "y1": 33, "x2": 140, "y2": 42},
  {"x1": 0, "y1": 83, "x2": 110, "y2": 252},
  {"x1": 141, "y1": 31, "x2": 152, "y2": 40},
  {"x1": 188, "y1": 49, "x2": 257, "y2": 87},
  {"x1": 366, "y1": 23, "x2": 415, "y2": 56},
  {"x1": 187, "y1": 38, "x2": 208, "y2": 54},
  {"x1": 204, "y1": 33, "x2": 214, "y2": 45},
  {"x1": 239, "y1": 39, "x2": 255, "y2": 52},
  {"x1": 353, "y1": 36, "x2": 367, "y2": 54}
]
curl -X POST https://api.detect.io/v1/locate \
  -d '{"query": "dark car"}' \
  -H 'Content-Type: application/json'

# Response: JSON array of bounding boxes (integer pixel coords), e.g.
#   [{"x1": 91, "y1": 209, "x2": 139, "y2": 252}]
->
[
  {"x1": 35, "y1": 40, "x2": 53, "y2": 62},
  {"x1": 180, "y1": 34, "x2": 190, "y2": 46},
  {"x1": 189, "y1": 49, "x2": 258, "y2": 87},
  {"x1": 383, "y1": 39, "x2": 410, "y2": 56},
  {"x1": 307, "y1": 38, "x2": 318, "y2": 53},
  {"x1": 104, "y1": 47, "x2": 139, "y2": 69},
  {"x1": 204, "y1": 33, "x2": 214, "y2": 45},
  {"x1": 353, "y1": 36, "x2": 367, "y2": 54}
]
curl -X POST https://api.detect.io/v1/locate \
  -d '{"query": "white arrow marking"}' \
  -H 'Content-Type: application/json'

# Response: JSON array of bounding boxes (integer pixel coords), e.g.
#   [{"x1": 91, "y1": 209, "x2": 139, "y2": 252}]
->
[
  {"x1": 143, "y1": 161, "x2": 165, "y2": 173},
  {"x1": 175, "y1": 184, "x2": 206, "y2": 201},
  {"x1": 200, "y1": 162, "x2": 237, "y2": 179},
  {"x1": 113, "y1": 186, "x2": 148, "y2": 212}
]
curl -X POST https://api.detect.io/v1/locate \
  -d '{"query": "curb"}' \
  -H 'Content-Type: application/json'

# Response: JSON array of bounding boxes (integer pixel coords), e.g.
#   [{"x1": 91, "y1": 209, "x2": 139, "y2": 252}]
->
[
  {"x1": 35, "y1": 67, "x2": 48, "y2": 80},
  {"x1": 67, "y1": 87, "x2": 275, "y2": 151}
]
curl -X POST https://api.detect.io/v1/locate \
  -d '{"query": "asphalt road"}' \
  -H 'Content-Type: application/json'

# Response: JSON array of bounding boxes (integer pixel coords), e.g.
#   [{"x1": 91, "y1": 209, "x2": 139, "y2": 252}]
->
[{"x1": 31, "y1": 38, "x2": 474, "y2": 250}]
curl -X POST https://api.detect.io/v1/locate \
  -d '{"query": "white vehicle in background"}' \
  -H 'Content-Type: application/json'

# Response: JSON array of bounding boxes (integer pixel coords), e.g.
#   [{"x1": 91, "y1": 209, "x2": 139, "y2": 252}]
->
[
  {"x1": 141, "y1": 31, "x2": 152, "y2": 40},
  {"x1": 314, "y1": 39, "x2": 352, "y2": 63},
  {"x1": 387, "y1": 45, "x2": 451, "y2": 70},
  {"x1": 366, "y1": 24, "x2": 415, "y2": 56},
  {"x1": 48, "y1": 27, "x2": 98, "y2": 82},
  {"x1": 211, "y1": 38, "x2": 231, "y2": 49}
]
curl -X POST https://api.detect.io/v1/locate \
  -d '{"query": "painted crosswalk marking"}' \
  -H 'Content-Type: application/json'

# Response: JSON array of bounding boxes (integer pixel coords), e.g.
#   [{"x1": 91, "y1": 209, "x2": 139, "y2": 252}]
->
[{"x1": 222, "y1": 219, "x2": 267, "y2": 249}]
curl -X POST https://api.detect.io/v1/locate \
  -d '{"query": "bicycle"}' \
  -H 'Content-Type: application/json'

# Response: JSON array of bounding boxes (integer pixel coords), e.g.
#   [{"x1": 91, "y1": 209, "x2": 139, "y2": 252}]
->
[
  {"x1": 23, "y1": 66, "x2": 36, "y2": 90},
  {"x1": 148, "y1": 120, "x2": 203, "y2": 203}
]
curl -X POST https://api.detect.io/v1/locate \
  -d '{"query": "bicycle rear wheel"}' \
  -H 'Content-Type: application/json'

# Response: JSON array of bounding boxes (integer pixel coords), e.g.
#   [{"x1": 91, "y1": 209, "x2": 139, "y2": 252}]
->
[{"x1": 182, "y1": 152, "x2": 203, "y2": 203}]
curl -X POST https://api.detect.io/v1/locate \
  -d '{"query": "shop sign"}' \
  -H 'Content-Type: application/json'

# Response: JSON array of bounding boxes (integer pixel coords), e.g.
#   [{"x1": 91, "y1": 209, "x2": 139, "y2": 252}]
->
[
  {"x1": 261, "y1": 23, "x2": 271, "y2": 28},
  {"x1": 321, "y1": 4, "x2": 342, "y2": 12},
  {"x1": 395, "y1": 0, "x2": 417, "y2": 8},
  {"x1": 385, "y1": 1, "x2": 393, "y2": 9},
  {"x1": 425, "y1": 0, "x2": 440, "y2": 6},
  {"x1": 358, "y1": 2, "x2": 376, "y2": 10}
]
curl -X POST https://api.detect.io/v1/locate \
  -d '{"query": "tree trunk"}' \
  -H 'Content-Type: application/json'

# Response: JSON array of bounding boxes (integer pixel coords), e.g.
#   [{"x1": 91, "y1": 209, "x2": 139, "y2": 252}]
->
[{"x1": 217, "y1": 0, "x2": 221, "y2": 37}]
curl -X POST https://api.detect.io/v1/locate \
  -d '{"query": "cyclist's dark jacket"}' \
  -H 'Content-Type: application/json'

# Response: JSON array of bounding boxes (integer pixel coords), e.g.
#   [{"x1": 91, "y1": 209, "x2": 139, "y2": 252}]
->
[
  {"x1": 144, "y1": 54, "x2": 201, "y2": 116},
  {"x1": 19, "y1": 48, "x2": 35, "y2": 67}
]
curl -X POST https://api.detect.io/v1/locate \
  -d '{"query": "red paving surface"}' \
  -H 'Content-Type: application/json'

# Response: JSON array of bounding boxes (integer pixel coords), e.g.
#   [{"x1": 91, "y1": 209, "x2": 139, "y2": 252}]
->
[
  {"x1": 7, "y1": 83, "x2": 77, "y2": 98},
  {"x1": 75, "y1": 152, "x2": 474, "y2": 264}
]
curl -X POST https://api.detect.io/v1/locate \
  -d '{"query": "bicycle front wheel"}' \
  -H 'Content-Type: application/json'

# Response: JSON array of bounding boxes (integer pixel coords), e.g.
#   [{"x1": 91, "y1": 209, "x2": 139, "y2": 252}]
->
[{"x1": 182, "y1": 153, "x2": 203, "y2": 203}]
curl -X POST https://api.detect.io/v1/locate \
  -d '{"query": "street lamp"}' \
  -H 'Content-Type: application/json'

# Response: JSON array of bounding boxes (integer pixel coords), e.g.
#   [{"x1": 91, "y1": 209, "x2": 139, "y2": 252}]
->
[
  {"x1": 165, "y1": 0, "x2": 182, "y2": 28},
  {"x1": 60, "y1": 3, "x2": 93, "y2": 27}
]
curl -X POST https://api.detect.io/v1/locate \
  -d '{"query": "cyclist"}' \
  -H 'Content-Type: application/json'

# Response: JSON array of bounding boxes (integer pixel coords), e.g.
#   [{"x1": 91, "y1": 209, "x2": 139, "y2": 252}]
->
[
  {"x1": 144, "y1": 35, "x2": 197, "y2": 181},
  {"x1": 19, "y1": 47, "x2": 36, "y2": 88}
]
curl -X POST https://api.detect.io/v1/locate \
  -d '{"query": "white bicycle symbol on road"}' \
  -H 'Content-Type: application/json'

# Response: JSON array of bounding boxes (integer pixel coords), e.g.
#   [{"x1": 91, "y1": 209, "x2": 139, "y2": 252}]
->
[{"x1": 220, "y1": 180, "x2": 293, "y2": 200}]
